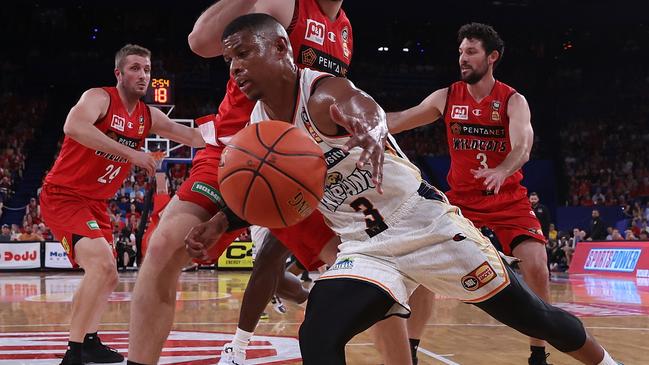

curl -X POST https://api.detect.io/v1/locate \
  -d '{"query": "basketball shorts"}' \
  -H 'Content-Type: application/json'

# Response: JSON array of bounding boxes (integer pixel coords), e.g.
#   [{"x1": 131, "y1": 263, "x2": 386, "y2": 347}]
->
[
  {"x1": 40, "y1": 184, "x2": 114, "y2": 267},
  {"x1": 446, "y1": 188, "x2": 546, "y2": 255},
  {"x1": 318, "y1": 193, "x2": 510, "y2": 316},
  {"x1": 176, "y1": 154, "x2": 225, "y2": 216},
  {"x1": 251, "y1": 210, "x2": 335, "y2": 271}
]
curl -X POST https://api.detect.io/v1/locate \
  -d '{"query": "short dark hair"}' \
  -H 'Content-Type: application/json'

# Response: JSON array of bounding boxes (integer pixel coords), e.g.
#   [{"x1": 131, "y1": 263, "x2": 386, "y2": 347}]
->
[
  {"x1": 458, "y1": 22, "x2": 505, "y2": 68},
  {"x1": 115, "y1": 44, "x2": 151, "y2": 70},
  {"x1": 222, "y1": 13, "x2": 282, "y2": 41},
  {"x1": 530, "y1": 192, "x2": 538, "y2": 197}
]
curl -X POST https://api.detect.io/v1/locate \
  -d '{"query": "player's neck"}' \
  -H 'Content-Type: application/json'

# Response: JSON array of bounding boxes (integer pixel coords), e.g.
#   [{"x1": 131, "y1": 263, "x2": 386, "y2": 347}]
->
[
  {"x1": 262, "y1": 68, "x2": 300, "y2": 122},
  {"x1": 316, "y1": 0, "x2": 343, "y2": 21},
  {"x1": 116, "y1": 85, "x2": 140, "y2": 114},
  {"x1": 466, "y1": 74, "x2": 496, "y2": 103}
]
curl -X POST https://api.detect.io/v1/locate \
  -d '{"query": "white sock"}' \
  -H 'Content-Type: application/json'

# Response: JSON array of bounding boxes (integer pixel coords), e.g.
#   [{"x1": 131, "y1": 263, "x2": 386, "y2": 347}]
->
[
  {"x1": 597, "y1": 350, "x2": 617, "y2": 365},
  {"x1": 231, "y1": 328, "x2": 253, "y2": 351}
]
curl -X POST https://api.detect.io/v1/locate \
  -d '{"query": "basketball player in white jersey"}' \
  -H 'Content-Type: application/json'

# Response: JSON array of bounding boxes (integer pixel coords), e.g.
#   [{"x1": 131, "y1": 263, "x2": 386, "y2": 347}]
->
[{"x1": 186, "y1": 14, "x2": 622, "y2": 365}]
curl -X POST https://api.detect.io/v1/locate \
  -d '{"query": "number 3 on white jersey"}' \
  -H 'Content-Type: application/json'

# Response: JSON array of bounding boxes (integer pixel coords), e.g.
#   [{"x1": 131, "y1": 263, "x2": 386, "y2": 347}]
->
[
  {"x1": 476, "y1": 153, "x2": 488, "y2": 169},
  {"x1": 97, "y1": 164, "x2": 121, "y2": 184}
]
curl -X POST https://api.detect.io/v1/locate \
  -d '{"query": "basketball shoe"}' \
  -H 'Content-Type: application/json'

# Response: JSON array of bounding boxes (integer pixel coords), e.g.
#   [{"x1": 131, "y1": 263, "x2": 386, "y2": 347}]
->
[
  {"x1": 82, "y1": 333, "x2": 124, "y2": 363},
  {"x1": 218, "y1": 343, "x2": 246, "y2": 365}
]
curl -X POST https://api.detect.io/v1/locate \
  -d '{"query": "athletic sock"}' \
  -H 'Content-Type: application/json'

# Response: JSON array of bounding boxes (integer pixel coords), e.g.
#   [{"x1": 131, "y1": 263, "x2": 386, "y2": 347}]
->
[
  {"x1": 597, "y1": 350, "x2": 617, "y2": 365},
  {"x1": 231, "y1": 327, "x2": 253, "y2": 350}
]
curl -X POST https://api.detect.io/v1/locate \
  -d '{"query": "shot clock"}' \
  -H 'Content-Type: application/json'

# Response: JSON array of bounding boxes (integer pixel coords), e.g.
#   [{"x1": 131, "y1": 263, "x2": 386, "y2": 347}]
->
[{"x1": 144, "y1": 76, "x2": 174, "y2": 105}]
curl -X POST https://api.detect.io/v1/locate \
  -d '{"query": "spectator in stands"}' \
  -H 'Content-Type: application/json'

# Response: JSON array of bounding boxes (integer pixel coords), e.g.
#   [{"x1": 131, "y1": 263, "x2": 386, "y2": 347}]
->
[
  {"x1": 529, "y1": 192, "x2": 551, "y2": 237},
  {"x1": 0, "y1": 224, "x2": 11, "y2": 241},
  {"x1": 18, "y1": 223, "x2": 43, "y2": 241},
  {"x1": 624, "y1": 229, "x2": 637, "y2": 240},
  {"x1": 639, "y1": 231, "x2": 649, "y2": 241},
  {"x1": 609, "y1": 229, "x2": 624, "y2": 241},
  {"x1": 605, "y1": 227, "x2": 614, "y2": 240},
  {"x1": 10, "y1": 224, "x2": 21, "y2": 241},
  {"x1": 548, "y1": 236, "x2": 568, "y2": 272},
  {"x1": 587, "y1": 209, "x2": 608, "y2": 240}
]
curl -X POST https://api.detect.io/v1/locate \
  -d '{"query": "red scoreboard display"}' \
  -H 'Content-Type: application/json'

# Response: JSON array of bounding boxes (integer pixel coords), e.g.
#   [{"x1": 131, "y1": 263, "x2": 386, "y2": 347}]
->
[{"x1": 144, "y1": 76, "x2": 174, "y2": 105}]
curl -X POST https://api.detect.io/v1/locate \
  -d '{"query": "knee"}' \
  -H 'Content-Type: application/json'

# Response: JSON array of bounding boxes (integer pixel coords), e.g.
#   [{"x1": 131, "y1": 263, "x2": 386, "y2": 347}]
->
[
  {"x1": 90, "y1": 258, "x2": 119, "y2": 291},
  {"x1": 144, "y1": 231, "x2": 187, "y2": 269},
  {"x1": 541, "y1": 307, "x2": 587, "y2": 352}
]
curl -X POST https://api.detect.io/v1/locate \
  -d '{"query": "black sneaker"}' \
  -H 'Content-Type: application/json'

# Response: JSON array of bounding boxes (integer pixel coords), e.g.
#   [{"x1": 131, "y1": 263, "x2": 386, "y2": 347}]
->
[
  {"x1": 528, "y1": 352, "x2": 552, "y2": 365},
  {"x1": 82, "y1": 334, "x2": 124, "y2": 363},
  {"x1": 59, "y1": 350, "x2": 83, "y2": 365}
]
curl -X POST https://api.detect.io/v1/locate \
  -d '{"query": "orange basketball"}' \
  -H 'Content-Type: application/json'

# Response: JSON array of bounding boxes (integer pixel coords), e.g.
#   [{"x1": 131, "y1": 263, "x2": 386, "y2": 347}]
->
[{"x1": 218, "y1": 121, "x2": 326, "y2": 228}]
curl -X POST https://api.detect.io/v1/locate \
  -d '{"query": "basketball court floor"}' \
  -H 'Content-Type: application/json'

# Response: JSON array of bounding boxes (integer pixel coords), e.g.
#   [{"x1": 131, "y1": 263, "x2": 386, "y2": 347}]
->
[{"x1": 0, "y1": 270, "x2": 647, "y2": 364}]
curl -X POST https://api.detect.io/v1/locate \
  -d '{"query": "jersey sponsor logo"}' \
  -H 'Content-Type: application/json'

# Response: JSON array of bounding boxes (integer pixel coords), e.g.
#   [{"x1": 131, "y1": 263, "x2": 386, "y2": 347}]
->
[
  {"x1": 321, "y1": 168, "x2": 374, "y2": 212},
  {"x1": 324, "y1": 148, "x2": 349, "y2": 169},
  {"x1": 127, "y1": 121, "x2": 134, "y2": 129},
  {"x1": 453, "y1": 233, "x2": 466, "y2": 241},
  {"x1": 327, "y1": 31, "x2": 336, "y2": 42},
  {"x1": 86, "y1": 220, "x2": 100, "y2": 230},
  {"x1": 0, "y1": 330, "x2": 301, "y2": 364},
  {"x1": 472, "y1": 109, "x2": 482, "y2": 116},
  {"x1": 191, "y1": 182, "x2": 225, "y2": 207},
  {"x1": 450, "y1": 105, "x2": 469, "y2": 120},
  {"x1": 461, "y1": 261, "x2": 496, "y2": 291},
  {"x1": 305, "y1": 19, "x2": 326, "y2": 45},
  {"x1": 341, "y1": 26, "x2": 351, "y2": 59},
  {"x1": 138, "y1": 115, "x2": 145, "y2": 135},
  {"x1": 449, "y1": 123, "x2": 505, "y2": 138},
  {"x1": 329, "y1": 257, "x2": 354, "y2": 271},
  {"x1": 452, "y1": 138, "x2": 507, "y2": 152},
  {"x1": 298, "y1": 46, "x2": 349, "y2": 77},
  {"x1": 96, "y1": 131, "x2": 140, "y2": 162},
  {"x1": 111, "y1": 115, "x2": 126, "y2": 132}
]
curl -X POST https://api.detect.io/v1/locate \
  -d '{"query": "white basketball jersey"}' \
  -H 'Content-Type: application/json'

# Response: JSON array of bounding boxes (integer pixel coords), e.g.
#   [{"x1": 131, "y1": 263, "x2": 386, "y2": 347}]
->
[{"x1": 251, "y1": 68, "x2": 422, "y2": 240}]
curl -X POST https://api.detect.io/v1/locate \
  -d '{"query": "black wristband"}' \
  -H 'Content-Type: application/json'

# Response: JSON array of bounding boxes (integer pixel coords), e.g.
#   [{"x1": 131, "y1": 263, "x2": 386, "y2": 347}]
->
[{"x1": 221, "y1": 206, "x2": 250, "y2": 232}]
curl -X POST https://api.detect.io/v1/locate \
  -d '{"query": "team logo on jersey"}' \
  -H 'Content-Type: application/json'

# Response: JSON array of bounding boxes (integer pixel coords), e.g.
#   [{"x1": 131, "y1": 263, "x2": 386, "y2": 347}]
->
[
  {"x1": 451, "y1": 123, "x2": 461, "y2": 135},
  {"x1": 0, "y1": 330, "x2": 301, "y2": 364},
  {"x1": 111, "y1": 115, "x2": 126, "y2": 132},
  {"x1": 321, "y1": 168, "x2": 374, "y2": 212},
  {"x1": 491, "y1": 100, "x2": 501, "y2": 111},
  {"x1": 491, "y1": 110, "x2": 501, "y2": 122},
  {"x1": 301, "y1": 47, "x2": 317, "y2": 67},
  {"x1": 472, "y1": 109, "x2": 482, "y2": 116},
  {"x1": 461, "y1": 261, "x2": 497, "y2": 291},
  {"x1": 86, "y1": 220, "x2": 100, "y2": 230},
  {"x1": 305, "y1": 19, "x2": 326, "y2": 45},
  {"x1": 450, "y1": 105, "x2": 469, "y2": 120}
]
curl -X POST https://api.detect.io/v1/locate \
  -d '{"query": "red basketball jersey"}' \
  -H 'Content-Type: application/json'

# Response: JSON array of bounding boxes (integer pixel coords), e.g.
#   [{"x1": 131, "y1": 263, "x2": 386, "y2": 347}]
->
[
  {"x1": 44, "y1": 87, "x2": 152, "y2": 199},
  {"x1": 443, "y1": 80, "x2": 521, "y2": 194},
  {"x1": 195, "y1": 0, "x2": 353, "y2": 161}
]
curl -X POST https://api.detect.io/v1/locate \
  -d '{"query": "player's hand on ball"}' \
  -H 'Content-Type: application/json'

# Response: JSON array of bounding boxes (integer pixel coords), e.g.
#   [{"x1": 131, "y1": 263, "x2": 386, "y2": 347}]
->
[
  {"x1": 128, "y1": 150, "x2": 157, "y2": 175},
  {"x1": 184, "y1": 211, "x2": 229, "y2": 260},
  {"x1": 330, "y1": 104, "x2": 388, "y2": 194}
]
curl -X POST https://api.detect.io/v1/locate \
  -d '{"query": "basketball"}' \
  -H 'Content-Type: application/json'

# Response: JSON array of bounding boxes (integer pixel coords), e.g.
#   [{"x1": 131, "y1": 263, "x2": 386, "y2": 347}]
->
[{"x1": 218, "y1": 121, "x2": 326, "y2": 228}]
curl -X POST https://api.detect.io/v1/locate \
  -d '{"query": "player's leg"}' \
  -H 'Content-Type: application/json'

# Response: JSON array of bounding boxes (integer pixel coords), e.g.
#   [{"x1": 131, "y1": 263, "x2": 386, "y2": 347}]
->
[
  {"x1": 511, "y1": 237, "x2": 552, "y2": 363},
  {"x1": 370, "y1": 316, "x2": 411, "y2": 365},
  {"x1": 219, "y1": 233, "x2": 297, "y2": 365},
  {"x1": 472, "y1": 265, "x2": 619, "y2": 365},
  {"x1": 63, "y1": 237, "x2": 119, "y2": 364},
  {"x1": 128, "y1": 196, "x2": 211, "y2": 364},
  {"x1": 405, "y1": 286, "x2": 434, "y2": 364},
  {"x1": 299, "y1": 279, "x2": 397, "y2": 365}
]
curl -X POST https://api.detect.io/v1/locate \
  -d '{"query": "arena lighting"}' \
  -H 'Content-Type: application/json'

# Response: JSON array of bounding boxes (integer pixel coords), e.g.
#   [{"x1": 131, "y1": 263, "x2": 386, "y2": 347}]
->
[
  {"x1": 377, "y1": 46, "x2": 389, "y2": 52},
  {"x1": 402, "y1": 48, "x2": 409, "y2": 52}
]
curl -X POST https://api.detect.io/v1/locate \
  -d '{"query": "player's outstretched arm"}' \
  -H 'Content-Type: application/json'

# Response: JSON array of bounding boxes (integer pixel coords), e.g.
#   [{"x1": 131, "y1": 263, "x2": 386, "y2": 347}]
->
[
  {"x1": 387, "y1": 88, "x2": 447, "y2": 134},
  {"x1": 307, "y1": 77, "x2": 388, "y2": 193},
  {"x1": 471, "y1": 93, "x2": 533, "y2": 193},
  {"x1": 149, "y1": 107, "x2": 206, "y2": 148},
  {"x1": 188, "y1": 0, "x2": 295, "y2": 58},
  {"x1": 63, "y1": 88, "x2": 157, "y2": 174}
]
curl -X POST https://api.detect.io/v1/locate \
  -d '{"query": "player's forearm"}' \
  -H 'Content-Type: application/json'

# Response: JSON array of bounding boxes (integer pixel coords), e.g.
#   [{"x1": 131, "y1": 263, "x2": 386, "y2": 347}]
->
[
  {"x1": 498, "y1": 144, "x2": 530, "y2": 176},
  {"x1": 336, "y1": 91, "x2": 387, "y2": 133},
  {"x1": 387, "y1": 111, "x2": 434, "y2": 134},
  {"x1": 157, "y1": 125, "x2": 206, "y2": 148},
  {"x1": 64, "y1": 121, "x2": 137, "y2": 161},
  {"x1": 188, "y1": 0, "x2": 257, "y2": 57}
]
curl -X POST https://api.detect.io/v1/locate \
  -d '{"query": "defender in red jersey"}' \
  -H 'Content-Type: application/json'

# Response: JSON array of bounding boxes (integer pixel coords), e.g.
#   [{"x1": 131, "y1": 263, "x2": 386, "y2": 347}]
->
[
  {"x1": 127, "y1": 2, "x2": 392, "y2": 365},
  {"x1": 40, "y1": 44, "x2": 205, "y2": 365},
  {"x1": 388, "y1": 23, "x2": 555, "y2": 365}
]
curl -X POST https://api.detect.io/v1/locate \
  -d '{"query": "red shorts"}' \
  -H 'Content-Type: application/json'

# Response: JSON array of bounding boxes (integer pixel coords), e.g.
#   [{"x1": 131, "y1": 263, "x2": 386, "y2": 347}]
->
[
  {"x1": 40, "y1": 184, "x2": 114, "y2": 267},
  {"x1": 176, "y1": 154, "x2": 224, "y2": 216},
  {"x1": 446, "y1": 187, "x2": 546, "y2": 255},
  {"x1": 271, "y1": 210, "x2": 335, "y2": 270}
]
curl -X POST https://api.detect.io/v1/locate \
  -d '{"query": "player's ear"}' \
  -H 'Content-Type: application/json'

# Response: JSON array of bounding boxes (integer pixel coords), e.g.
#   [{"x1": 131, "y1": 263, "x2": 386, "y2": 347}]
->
[
  {"x1": 488, "y1": 50, "x2": 500, "y2": 66},
  {"x1": 275, "y1": 36, "x2": 290, "y2": 56},
  {"x1": 114, "y1": 67, "x2": 121, "y2": 81}
]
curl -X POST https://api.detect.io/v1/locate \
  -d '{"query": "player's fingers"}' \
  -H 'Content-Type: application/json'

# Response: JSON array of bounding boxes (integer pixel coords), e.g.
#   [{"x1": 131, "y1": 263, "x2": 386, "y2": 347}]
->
[
  {"x1": 356, "y1": 148, "x2": 371, "y2": 168},
  {"x1": 342, "y1": 135, "x2": 361, "y2": 152},
  {"x1": 329, "y1": 104, "x2": 353, "y2": 132}
]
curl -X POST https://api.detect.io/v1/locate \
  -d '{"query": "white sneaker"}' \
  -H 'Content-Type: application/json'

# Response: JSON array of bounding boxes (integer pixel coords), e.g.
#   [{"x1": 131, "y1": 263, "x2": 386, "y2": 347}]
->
[
  {"x1": 270, "y1": 295, "x2": 287, "y2": 314},
  {"x1": 218, "y1": 343, "x2": 246, "y2": 365}
]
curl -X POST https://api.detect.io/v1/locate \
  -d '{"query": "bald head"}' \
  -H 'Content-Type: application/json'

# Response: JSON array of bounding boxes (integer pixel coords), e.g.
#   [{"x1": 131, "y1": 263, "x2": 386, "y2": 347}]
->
[{"x1": 222, "y1": 13, "x2": 288, "y2": 42}]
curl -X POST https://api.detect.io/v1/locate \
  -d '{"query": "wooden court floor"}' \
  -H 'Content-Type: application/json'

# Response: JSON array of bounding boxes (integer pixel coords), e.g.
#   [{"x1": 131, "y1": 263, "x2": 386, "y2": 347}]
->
[{"x1": 0, "y1": 270, "x2": 647, "y2": 364}]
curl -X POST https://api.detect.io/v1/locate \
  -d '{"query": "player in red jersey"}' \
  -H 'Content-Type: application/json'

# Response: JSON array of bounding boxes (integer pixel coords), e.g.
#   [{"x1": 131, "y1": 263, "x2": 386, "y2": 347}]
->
[
  {"x1": 388, "y1": 23, "x2": 555, "y2": 365},
  {"x1": 39, "y1": 44, "x2": 205, "y2": 365},
  {"x1": 125, "y1": 1, "x2": 388, "y2": 365}
]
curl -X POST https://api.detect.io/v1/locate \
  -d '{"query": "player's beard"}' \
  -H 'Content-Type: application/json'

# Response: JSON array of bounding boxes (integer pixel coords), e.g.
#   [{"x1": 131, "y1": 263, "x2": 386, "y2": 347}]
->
[{"x1": 460, "y1": 61, "x2": 488, "y2": 85}]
